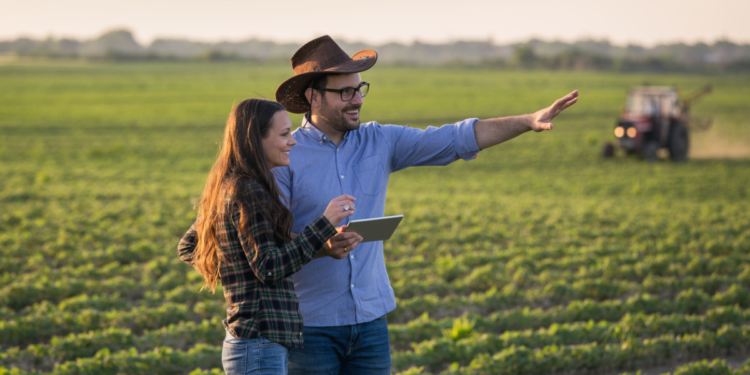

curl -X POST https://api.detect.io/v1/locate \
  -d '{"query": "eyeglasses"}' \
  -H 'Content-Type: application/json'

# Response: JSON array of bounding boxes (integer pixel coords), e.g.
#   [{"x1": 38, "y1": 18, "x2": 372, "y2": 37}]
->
[{"x1": 315, "y1": 82, "x2": 370, "y2": 101}]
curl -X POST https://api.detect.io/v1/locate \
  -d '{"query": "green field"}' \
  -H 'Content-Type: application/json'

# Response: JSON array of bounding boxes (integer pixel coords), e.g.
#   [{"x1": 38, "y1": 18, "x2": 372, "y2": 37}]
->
[{"x1": 1, "y1": 62, "x2": 750, "y2": 375}]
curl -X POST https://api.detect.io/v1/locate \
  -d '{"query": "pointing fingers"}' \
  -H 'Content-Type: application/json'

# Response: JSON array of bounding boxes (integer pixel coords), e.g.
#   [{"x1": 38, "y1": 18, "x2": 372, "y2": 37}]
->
[
  {"x1": 552, "y1": 90, "x2": 578, "y2": 111},
  {"x1": 560, "y1": 97, "x2": 578, "y2": 111}
]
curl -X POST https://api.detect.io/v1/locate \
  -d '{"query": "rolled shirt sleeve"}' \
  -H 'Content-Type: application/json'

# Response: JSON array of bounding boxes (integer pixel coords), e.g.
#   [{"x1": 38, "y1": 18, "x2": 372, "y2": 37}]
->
[
  {"x1": 382, "y1": 118, "x2": 481, "y2": 172},
  {"x1": 177, "y1": 222, "x2": 198, "y2": 266}
]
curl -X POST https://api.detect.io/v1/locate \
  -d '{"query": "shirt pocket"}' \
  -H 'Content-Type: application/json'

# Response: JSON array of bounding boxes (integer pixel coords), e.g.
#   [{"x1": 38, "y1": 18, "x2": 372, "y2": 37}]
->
[{"x1": 353, "y1": 156, "x2": 385, "y2": 196}]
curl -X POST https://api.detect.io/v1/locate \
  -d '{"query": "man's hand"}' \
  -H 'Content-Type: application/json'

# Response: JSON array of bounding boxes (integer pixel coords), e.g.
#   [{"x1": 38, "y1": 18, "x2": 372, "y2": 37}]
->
[
  {"x1": 323, "y1": 195, "x2": 357, "y2": 227},
  {"x1": 529, "y1": 90, "x2": 579, "y2": 132},
  {"x1": 474, "y1": 90, "x2": 579, "y2": 149},
  {"x1": 315, "y1": 226, "x2": 363, "y2": 259}
]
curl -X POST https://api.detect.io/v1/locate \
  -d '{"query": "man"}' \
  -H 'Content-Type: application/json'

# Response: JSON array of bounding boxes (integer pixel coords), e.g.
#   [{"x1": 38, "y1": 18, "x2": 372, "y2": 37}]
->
[{"x1": 274, "y1": 35, "x2": 578, "y2": 374}]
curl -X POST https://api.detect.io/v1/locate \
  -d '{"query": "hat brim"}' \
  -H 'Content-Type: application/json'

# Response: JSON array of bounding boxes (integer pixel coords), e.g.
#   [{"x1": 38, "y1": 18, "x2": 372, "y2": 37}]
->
[{"x1": 275, "y1": 49, "x2": 377, "y2": 114}]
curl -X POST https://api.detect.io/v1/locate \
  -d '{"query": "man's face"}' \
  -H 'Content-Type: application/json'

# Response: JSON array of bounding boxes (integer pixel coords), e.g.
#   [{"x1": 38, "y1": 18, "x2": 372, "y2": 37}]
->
[{"x1": 315, "y1": 73, "x2": 364, "y2": 133}]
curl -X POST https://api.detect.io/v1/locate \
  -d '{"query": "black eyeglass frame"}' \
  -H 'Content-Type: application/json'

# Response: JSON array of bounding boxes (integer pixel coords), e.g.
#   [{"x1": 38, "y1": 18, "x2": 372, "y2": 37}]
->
[{"x1": 313, "y1": 82, "x2": 370, "y2": 101}]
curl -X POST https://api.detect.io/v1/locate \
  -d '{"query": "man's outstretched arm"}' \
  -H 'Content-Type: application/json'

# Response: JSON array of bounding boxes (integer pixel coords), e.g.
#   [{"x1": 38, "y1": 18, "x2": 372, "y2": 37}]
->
[{"x1": 474, "y1": 90, "x2": 579, "y2": 150}]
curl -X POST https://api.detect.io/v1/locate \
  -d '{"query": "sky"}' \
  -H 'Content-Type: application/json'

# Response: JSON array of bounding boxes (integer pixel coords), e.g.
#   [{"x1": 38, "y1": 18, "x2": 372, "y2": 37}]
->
[{"x1": 1, "y1": 0, "x2": 749, "y2": 46}]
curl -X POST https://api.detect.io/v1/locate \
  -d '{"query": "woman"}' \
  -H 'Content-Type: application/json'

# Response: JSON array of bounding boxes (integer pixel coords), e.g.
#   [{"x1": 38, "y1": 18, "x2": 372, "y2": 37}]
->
[{"x1": 177, "y1": 98, "x2": 361, "y2": 375}]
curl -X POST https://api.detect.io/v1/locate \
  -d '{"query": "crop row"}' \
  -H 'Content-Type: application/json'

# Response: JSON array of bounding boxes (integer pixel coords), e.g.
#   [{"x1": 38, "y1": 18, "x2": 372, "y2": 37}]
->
[
  {"x1": 390, "y1": 245, "x2": 748, "y2": 280},
  {"x1": 5, "y1": 283, "x2": 747, "y2": 349},
  {"x1": 397, "y1": 358, "x2": 750, "y2": 375},
  {"x1": 7, "y1": 257, "x2": 173, "y2": 287},
  {"x1": 389, "y1": 292, "x2": 748, "y2": 347},
  {"x1": 7, "y1": 234, "x2": 746, "y2": 300},
  {"x1": 387, "y1": 238, "x2": 747, "y2": 275},
  {"x1": 1, "y1": 318, "x2": 223, "y2": 371},
  {"x1": 6, "y1": 261, "x2": 748, "y2": 326},
  {"x1": 384, "y1": 203, "x2": 747, "y2": 266},
  {"x1": 8, "y1": 262, "x2": 748, "y2": 321},
  {"x1": 0, "y1": 194, "x2": 190, "y2": 278},
  {"x1": 0, "y1": 224, "x2": 169, "y2": 273},
  {"x1": 16, "y1": 283, "x2": 223, "y2": 318},
  {"x1": 5, "y1": 263, "x2": 747, "y2": 316},
  {"x1": 623, "y1": 358, "x2": 750, "y2": 375},
  {"x1": 392, "y1": 267, "x2": 750, "y2": 302},
  {"x1": 392, "y1": 306, "x2": 750, "y2": 371},
  {"x1": 7, "y1": 304, "x2": 746, "y2": 372},
  {"x1": 4, "y1": 194, "x2": 746, "y2": 285},
  {"x1": 0, "y1": 344, "x2": 221, "y2": 375},
  {"x1": 442, "y1": 324, "x2": 750, "y2": 375},
  {"x1": 0, "y1": 301, "x2": 225, "y2": 348},
  {"x1": 9, "y1": 323, "x2": 746, "y2": 375},
  {"x1": 7, "y1": 257, "x2": 747, "y2": 316},
  {"x1": 8, "y1": 228, "x2": 744, "y2": 281},
  {"x1": 390, "y1": 252, "x2": 750, "y2": 299},
  {"x1": 1, "y1": 266, "x2": 207, "y2": 312},
  {"x1": 390, "y1": 283, "x2": 750, "y2": 323}
]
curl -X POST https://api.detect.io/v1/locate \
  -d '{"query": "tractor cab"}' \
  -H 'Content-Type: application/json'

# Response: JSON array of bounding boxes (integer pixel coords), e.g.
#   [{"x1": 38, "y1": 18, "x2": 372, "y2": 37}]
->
[{"x1": 625, "y1": 87, "x2": 680, "y2": 119}]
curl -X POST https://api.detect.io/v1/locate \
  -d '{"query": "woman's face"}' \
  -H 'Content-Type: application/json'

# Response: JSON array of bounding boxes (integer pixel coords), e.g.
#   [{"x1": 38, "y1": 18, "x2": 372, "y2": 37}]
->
[{"x1": 262, "y1": 111, "x2": 296, "y2": 169}]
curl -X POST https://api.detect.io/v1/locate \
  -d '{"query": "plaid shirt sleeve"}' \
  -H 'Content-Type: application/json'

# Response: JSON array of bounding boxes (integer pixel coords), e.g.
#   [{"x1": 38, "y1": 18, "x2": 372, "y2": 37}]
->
[
  {"x1": 177, "y1": 222, "x2": 198, "y2": 266},
  {"x1": 232, "y1": 182, "x2": 336, "y2": 285}
]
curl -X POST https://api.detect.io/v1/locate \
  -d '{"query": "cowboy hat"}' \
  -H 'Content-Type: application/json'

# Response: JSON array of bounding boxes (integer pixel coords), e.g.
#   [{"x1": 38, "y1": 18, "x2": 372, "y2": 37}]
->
[{"x1": 275, "y1": 35, "x2": 378, "y2": 114}]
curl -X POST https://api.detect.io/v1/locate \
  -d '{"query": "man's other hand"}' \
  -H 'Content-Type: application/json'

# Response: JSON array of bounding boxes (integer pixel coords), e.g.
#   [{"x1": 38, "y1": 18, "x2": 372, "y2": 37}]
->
[{"x1": 530, "y1": 90, "x2": 579, "y2": 132}]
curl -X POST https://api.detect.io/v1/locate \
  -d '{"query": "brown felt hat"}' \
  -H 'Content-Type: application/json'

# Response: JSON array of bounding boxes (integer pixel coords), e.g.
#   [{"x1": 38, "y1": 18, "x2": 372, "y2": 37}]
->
[{"x1": 275, "y1": 35, "x2": 378, "y2": 114}]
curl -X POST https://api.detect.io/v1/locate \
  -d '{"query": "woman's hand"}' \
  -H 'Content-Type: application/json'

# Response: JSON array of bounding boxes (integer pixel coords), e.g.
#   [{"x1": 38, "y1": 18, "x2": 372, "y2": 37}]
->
[
  {"x1": 323, "y1": 194, "x2": 357, "y2": 227},
  {"x1": 315, "y1": 226, "x2": 363, "y2": 259}
]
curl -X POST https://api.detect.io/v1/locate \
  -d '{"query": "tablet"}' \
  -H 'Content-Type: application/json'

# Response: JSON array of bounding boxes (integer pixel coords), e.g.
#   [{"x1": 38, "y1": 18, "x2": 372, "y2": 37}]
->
[{"x1": 345, "y1": 215, "x2": 404, "y2": 243}]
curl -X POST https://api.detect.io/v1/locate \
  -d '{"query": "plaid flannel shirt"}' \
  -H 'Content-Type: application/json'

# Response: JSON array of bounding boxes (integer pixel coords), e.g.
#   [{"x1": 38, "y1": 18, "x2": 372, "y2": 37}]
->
[{"x1": 178, "y1": 179, "x2": 336, "y2": 348}]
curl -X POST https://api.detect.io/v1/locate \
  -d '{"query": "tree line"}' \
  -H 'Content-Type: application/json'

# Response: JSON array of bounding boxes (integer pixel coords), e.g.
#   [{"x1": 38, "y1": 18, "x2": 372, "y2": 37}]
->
[{"x1": 2, "y1": 29, "x2": 750, "y2": 72}]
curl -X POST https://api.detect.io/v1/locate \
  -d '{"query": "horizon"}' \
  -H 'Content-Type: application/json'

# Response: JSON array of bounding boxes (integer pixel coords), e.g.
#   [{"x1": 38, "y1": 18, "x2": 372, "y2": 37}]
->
[
  {"x1": 3, "y1": 27, "x2": 748, "y2": 48},
  {"x1": 1, "y1": 0, "x2": 749, "y2": 47}
]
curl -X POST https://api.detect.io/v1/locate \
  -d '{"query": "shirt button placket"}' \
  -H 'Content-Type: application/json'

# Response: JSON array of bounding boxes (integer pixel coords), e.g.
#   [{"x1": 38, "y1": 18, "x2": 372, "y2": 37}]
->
[{"x1": 335, "y1": 139, "x2": 347, "y2": 195}]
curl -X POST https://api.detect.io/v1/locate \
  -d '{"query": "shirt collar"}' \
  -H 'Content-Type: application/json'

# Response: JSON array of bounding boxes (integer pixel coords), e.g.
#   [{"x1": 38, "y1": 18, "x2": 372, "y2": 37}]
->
[{"x1": 300, "y1": 114, "x2": 350, "y2": 143}]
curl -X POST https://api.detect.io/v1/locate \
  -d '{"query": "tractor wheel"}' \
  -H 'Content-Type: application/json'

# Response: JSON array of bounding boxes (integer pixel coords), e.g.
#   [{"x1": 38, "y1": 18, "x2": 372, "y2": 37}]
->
[
  {"x1": 644, "y1": 141, "x2": 659, "y2": 162},
  {"x1": 602, "y1": 142, "x2": 615, "y2": 158},
  {"x1": 669, "y1": 123, "x2": 689, "y2": 162}
]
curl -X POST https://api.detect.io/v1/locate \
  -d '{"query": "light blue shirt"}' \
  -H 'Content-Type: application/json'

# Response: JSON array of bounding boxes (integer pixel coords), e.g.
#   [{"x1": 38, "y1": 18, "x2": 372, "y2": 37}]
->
[{"x1": 273, "y1": 116, "x2": 480, "y2": 327}]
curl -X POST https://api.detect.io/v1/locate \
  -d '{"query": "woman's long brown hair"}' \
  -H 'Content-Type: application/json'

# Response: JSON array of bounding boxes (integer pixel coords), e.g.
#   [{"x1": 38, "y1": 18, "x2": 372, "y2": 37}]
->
[{"x1": 193, "y1": 98, "x2": 293, "y2": 292}]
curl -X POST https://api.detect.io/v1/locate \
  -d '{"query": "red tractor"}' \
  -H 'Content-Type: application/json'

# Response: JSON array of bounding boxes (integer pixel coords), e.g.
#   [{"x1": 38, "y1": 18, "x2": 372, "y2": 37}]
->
[{"x1": 603, "y1": 85, "x2": 712, "y2": 161}]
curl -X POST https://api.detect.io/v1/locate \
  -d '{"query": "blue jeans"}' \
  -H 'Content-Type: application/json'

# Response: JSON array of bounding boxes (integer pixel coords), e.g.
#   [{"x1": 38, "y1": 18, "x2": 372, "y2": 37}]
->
[
  {"x1": 288, "y1": 315, "x2": 391, "y2": 375},
  {"x1": 222, "y1": 332, "x2": 290, "y2": 375}
]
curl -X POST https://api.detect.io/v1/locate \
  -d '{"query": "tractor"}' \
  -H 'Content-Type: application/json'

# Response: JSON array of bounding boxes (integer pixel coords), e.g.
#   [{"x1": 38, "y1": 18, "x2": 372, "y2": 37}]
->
[{"x1": 602, "y1": 85, "x2": 712, "y2": 161}]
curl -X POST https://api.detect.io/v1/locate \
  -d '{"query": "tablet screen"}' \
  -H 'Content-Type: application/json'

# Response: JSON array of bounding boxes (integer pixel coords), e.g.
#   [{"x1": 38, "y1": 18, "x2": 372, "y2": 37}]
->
[{"x1": 345, "y1": 215, "x2": 403, "y2": 243}]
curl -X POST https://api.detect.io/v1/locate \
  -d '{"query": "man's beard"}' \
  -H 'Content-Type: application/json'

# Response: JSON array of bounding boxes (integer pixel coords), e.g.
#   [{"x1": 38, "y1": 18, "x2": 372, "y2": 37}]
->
[{"x1": 319, "y1": 99, "x2": 361, "y2": 133}]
